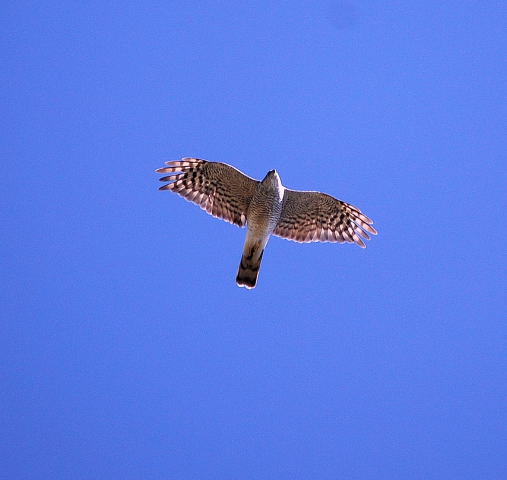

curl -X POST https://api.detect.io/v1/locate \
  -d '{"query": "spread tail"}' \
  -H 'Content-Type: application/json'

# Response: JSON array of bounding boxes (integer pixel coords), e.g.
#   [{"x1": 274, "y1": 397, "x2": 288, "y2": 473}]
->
[{"x1": 236, "y1": 240, "x2": 265, "y2": 289}]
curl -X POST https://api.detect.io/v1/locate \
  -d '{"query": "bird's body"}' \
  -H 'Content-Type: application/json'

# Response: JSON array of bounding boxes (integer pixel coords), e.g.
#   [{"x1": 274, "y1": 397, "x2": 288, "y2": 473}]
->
[
  {"x1": 236, "y1": 170, "x2": 284, "y2": 288},
  {"x1": 156, "y1": 158, "x2": 376, "y2": 289}
]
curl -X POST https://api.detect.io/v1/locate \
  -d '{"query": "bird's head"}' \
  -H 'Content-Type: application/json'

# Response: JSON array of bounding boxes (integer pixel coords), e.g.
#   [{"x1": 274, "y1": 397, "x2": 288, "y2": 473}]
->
[
  {"x1": 261, "y1": 169, "x2": 284, "y2": 200},
  {"x1": 262, "y1": 169, "x2": 280, "y2": 184}
]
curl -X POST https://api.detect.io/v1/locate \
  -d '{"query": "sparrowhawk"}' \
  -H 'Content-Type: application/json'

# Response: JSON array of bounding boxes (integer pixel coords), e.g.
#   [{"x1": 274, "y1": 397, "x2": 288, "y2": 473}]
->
[{"x1": 156, "y1": 158, "x2": 377, "y2": 289}]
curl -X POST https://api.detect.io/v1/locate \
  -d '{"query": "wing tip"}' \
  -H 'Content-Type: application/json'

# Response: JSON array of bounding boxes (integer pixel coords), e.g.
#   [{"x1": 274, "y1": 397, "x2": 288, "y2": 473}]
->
[{"x1": 155, "y1": 157, "x2": 206, "y2": 173}]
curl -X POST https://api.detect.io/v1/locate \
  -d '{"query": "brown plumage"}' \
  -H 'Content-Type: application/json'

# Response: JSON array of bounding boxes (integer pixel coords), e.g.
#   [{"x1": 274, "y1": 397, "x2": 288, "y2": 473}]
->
[{"x1": 156, "y1": 158, "x2": 377, "y2": 288}]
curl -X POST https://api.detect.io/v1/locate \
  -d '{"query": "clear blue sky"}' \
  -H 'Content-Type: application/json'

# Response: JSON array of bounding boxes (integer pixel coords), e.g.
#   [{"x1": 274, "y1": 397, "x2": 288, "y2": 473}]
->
[{"x1": 3, "y1": 1, "x2": 506, "y2": 479}]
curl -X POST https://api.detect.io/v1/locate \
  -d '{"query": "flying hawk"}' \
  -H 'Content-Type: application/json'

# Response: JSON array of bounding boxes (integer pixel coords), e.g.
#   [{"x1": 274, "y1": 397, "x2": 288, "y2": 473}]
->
[{"x1": 156, "y1": 158, "x2": 376, "y2": 289}]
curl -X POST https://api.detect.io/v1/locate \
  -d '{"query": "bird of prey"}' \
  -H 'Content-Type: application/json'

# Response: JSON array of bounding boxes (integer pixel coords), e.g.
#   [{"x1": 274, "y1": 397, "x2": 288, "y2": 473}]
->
[{"x1": 156, "y1": 158, "x2": 376, "y2": 289}]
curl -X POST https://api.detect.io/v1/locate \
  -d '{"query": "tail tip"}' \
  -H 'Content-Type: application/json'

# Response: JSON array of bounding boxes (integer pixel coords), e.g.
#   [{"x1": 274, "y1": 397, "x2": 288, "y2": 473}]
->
[{"x1": 236, "y1": 276, "x2": 257, "y2": 289}]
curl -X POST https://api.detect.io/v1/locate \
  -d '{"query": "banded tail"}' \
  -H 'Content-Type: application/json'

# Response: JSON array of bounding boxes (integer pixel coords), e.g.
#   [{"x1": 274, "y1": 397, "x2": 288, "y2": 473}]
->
[{"x1": 236, "y1": 239, "x2": 265, "y2": 289}]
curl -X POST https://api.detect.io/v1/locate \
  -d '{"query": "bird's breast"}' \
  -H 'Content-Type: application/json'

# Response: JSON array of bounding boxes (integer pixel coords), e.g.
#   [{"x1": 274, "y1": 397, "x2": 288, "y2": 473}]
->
[{"x1": 247, "y1": 187, "x2": 284, "y2": 235}]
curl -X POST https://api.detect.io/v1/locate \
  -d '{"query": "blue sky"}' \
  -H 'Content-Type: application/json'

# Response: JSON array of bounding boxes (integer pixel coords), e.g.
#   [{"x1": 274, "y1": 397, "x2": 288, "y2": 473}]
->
[{"x1": 2, "y1": 1, "x2": 506, "y2": 479}]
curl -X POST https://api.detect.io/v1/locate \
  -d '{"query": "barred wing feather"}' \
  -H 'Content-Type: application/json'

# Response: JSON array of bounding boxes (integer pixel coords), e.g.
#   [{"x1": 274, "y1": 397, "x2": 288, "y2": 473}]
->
[
  {"x1": 273, "y1": 189, "x2": 377, "y2": 248},
  {"x1": 156, "y1": 158, "x2": 258, "y2": 227}
]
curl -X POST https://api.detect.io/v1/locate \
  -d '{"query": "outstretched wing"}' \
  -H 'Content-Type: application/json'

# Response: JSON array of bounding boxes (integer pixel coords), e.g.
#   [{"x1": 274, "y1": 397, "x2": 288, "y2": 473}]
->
[
  {"x1": 156, "y1": 158, "x2": 258, "y2": 227},
  {"x1": 273, "y1": 189, "x2": 377, "y2": 248}
]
